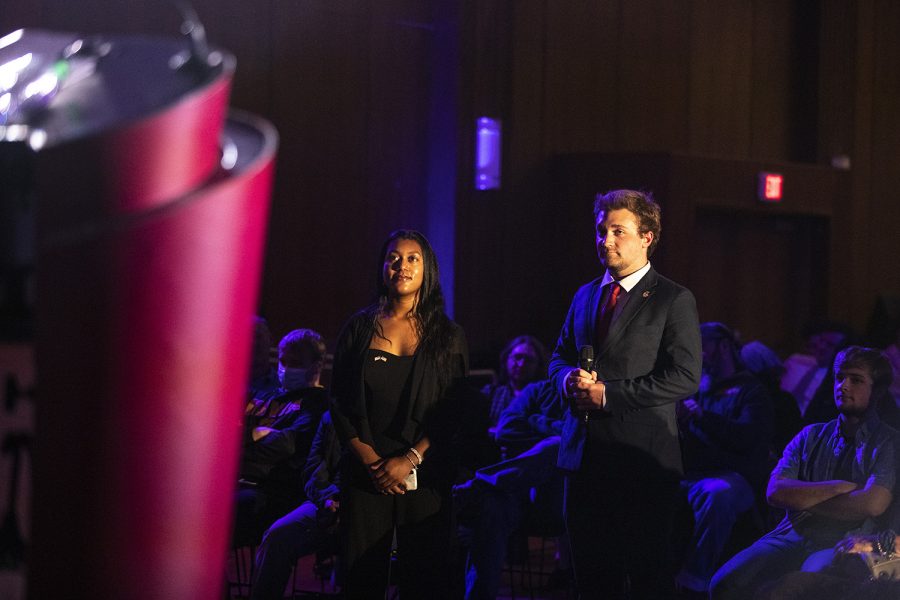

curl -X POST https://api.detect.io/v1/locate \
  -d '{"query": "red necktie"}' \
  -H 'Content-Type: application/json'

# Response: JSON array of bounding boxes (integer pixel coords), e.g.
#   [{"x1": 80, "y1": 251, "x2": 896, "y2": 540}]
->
[{"x1": 595, "y1": 283, "x2": 621, "y2": 344}]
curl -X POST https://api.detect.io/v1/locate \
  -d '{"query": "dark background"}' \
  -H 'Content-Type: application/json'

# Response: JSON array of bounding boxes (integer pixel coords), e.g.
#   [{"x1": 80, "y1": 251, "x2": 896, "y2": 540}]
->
[{"x1": 4, "y1": 0, "x2": 899, "y2": 367}]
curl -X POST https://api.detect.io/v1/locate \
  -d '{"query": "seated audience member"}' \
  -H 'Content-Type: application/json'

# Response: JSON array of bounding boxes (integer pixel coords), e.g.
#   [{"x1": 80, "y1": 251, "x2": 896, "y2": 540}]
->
[
  {"x1": 710, "y1": 346, "x2": 899, "y2": 600},
  {"x1": 481, "y1": 335, "x2": 548, "y2": 428},
  {"x1": 234, "y1": 328, "x2": 329, "y2": 547},
  {"x1": 249, "y1": 315, "x2": 279, "y2": 400},
  {"x1": 779, "y1": 320, "x2": 850, "y2": 423},
  {"x1": 454, "y1": 379, "x2": 567, "y2": 599},
  {"x1": 251, "y1": 411, "x2": 341, "y2": 600},
  {"x1": 675, "y1": 323, "x2": 774, "y2": 596},
  {"x1": 754, "y1": 499, "x2": 900, "y2": 599},
  {"x1": 741, "y1": 341, "x2": 803, "y2": 458}
]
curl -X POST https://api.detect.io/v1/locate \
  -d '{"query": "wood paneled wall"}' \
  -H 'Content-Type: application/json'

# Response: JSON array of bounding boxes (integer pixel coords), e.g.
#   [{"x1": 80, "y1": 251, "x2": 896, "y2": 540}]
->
[
  {"x1": 457, "y1": 0, "x2": 900, "y2": 361},
  {"x1": 458, "y1": 0, "x2": 805, "y2": 360},
  {"x1": 3, "y1": 0, "x2": 899, "y2": 363},
  {"x1": 818, "y1": 0, "x2": 900, "y2": 331}
]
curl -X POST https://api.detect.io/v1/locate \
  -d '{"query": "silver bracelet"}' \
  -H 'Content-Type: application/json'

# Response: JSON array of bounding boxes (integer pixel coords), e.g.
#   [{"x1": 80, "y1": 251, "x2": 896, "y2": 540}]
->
[{"x1": 408, "y1": 447, "x2": 423, "y2": 466}]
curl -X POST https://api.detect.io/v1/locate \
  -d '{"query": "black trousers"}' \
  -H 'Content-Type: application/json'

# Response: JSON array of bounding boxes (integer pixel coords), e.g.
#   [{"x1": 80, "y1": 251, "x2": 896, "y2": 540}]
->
[
  {"x1": 565, "y1": 471, "x2": 680, "y2": 600},
  {"x1": 340, "y1": 479, "x2": 453, "y2": 599}
]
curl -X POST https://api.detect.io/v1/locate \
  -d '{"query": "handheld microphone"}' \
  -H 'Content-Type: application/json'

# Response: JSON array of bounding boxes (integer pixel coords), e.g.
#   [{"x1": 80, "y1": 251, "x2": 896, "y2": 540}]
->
[
  {"x1": 578, "y1": 346, "x2": 594, "y2": 423},
  {"x1": 578, "y1": 345, "x2": 594, "y2": 373}
]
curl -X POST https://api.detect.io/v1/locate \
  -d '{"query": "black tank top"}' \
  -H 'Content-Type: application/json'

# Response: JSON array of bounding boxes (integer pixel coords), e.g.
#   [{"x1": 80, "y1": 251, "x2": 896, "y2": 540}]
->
[{"x1": 364, "y1": 348, "x2": 416, "y2": 455}]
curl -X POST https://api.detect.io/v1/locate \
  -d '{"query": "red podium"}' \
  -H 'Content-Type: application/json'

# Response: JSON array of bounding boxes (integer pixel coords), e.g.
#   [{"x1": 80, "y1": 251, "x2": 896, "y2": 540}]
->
[{"x1": 1, "y1": 28, "x2": 277, "y2": 599}]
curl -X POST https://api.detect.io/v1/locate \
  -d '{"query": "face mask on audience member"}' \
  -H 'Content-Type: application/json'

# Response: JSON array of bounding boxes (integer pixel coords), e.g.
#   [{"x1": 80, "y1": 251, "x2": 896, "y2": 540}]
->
[{"x1": 278, "y1": 364, "x2": 309, "y2": 391}]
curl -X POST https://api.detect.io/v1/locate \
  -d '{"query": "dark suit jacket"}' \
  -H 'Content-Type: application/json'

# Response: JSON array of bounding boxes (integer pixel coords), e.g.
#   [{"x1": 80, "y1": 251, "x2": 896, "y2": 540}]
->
[{"x1": 549, "y1": 266, "x2": 701, "y2": 479}]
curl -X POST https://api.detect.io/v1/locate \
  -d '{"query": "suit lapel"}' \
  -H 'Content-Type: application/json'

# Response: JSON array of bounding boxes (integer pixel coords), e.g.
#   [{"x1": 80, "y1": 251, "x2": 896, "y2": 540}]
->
[{"x1": 585, "y1": 278, "x2": 604, "y2": 350}]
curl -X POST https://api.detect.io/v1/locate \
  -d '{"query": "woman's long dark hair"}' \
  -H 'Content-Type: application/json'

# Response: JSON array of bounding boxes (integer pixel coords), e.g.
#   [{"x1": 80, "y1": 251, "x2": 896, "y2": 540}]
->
[{"x1": 367, "y1": 229, "x2": 456, "y2": 383}]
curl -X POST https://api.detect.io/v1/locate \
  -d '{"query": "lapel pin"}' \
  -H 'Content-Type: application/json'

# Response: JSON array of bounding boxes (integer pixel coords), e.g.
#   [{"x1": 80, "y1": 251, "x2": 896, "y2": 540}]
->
[{"x1": 642, "y1": 290, "x2": 651, "y2": 298}]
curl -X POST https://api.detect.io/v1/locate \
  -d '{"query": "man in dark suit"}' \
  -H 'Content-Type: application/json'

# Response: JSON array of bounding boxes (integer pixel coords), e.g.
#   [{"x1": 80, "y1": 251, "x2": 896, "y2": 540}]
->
[{"x1": 550, "y1": 189, "x2": 702, "y2": 599}]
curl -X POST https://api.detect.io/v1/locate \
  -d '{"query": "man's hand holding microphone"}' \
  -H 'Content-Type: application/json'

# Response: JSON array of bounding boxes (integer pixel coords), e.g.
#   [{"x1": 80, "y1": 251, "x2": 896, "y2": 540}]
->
[{"x1": 565, "y1": 346, "x2": 608, "y2": 421}]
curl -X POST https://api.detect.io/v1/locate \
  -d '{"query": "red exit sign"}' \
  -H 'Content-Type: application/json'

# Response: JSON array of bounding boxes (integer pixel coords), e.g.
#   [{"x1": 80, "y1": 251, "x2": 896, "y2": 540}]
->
[{"x1": 758, "y1": 172, "x2": 783, "y2": 202}]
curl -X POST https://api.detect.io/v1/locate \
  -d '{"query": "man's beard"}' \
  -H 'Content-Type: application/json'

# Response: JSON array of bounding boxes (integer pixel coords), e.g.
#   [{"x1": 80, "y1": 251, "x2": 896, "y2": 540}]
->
[{"x1": 837, "y1": 404, "x2": 869, "y2": 418}]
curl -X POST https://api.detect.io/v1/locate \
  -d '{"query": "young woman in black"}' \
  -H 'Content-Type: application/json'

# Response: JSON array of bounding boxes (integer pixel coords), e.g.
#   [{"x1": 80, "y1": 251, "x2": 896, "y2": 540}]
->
[{"x1": 330, "y1": 229, "x2": 468, "y2": 598}]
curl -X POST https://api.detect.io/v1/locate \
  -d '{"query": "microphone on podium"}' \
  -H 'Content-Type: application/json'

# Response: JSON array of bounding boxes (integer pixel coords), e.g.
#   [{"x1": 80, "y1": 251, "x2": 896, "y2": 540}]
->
[{"x1": 579, "y1": 345, "x2": 594, "y2": 423}]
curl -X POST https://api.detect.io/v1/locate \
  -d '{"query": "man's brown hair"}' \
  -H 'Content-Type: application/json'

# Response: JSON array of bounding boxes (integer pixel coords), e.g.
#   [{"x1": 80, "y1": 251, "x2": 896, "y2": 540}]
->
[{"x1": 594, "y1": 189, "x2": 662, "y2": 257}]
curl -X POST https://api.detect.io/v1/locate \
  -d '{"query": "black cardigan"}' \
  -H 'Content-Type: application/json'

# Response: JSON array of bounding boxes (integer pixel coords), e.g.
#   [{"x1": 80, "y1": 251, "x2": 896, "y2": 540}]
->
[{"x1": 330, "y1": 310, "x2": 468, "y2": 454}]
